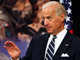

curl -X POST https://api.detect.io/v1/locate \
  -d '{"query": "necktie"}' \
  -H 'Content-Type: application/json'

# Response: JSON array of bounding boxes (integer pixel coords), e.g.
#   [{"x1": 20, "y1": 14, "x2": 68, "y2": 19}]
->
[{"x1": 45, "y1": 35, "x2": 56, "y2": 60}]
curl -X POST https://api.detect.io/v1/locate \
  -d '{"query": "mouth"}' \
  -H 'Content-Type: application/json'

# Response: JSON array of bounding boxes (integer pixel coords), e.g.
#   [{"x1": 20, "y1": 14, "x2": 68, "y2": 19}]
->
[{"x1": 46, "y1": 26, "x2": 51, "y2": 30}]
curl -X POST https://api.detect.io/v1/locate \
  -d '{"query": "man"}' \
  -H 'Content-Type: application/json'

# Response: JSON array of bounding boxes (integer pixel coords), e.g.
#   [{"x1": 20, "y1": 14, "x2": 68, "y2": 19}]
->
[{"x1": 4, "y1": 1, "x2": 80, "y2": 60}]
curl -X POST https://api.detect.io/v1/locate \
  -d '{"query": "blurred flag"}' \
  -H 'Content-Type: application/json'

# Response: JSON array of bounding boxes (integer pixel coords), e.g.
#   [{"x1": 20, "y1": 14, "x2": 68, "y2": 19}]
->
[{"x1": 59, "y1": 0, "x2": 73, "y2": 34}]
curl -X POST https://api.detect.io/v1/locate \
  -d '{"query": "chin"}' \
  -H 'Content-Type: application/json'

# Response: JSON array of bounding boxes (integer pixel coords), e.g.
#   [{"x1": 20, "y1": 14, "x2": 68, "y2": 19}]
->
[{"x1": 47, "y1": 30, "x2": 52, "y2": 34}]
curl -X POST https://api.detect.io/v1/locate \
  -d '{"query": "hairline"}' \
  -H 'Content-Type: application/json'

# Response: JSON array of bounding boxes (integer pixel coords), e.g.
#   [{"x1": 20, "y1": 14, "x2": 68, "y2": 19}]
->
[{"x1": 42, "y1": 1, "x2": 67, "y2": 19}]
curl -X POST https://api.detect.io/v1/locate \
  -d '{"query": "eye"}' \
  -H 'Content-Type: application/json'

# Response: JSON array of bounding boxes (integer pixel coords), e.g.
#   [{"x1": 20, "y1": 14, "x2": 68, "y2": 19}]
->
[
  {"x1": 42, "y1": 16, "x2": 53, "y2": 21},
  {"x1": 47, "y1": 17, "x2": 53, "y2": 20}
]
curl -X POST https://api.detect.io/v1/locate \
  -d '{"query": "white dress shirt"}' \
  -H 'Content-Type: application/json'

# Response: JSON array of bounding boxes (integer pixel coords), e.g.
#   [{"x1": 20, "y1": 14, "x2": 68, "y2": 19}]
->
[{"x1": 44, "y1": 28, "x2": 67, "y2": 58}]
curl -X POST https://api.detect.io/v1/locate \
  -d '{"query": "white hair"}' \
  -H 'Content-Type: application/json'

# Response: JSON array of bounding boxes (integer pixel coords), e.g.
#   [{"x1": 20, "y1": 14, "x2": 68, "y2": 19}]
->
[{"x1": 42, "y1": 1, "x2": 67, "y2": 19}]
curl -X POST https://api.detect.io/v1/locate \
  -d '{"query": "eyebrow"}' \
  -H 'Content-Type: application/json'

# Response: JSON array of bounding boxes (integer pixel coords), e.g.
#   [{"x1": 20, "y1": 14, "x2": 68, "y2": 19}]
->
[
  {"x1": 42, "y1": 16, "x2": 52, "y2": 19},
  {"x1": 46, "y1": 16, "x2": 52, "y2": 19}
]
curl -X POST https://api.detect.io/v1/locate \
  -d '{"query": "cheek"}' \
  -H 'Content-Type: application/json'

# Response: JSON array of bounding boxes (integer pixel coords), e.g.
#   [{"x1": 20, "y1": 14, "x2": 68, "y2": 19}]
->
[
  {"x1": 51, "y1": 21, "x2": 59, "y2": 29},
  {"x1": 51, "y1": 22, "x2": 56, "y2": 27}
]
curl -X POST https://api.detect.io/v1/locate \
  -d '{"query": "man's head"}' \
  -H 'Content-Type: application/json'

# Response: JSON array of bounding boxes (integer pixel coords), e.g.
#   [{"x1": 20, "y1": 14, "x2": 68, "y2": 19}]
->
[{"x1": 42, "y1": 1, "x2": 67, "y2": 35}]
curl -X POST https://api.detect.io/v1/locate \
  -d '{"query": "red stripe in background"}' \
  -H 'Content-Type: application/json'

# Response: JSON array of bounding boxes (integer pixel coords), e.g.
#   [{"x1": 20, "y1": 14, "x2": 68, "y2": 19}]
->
[{"x1": 70, "y1": 30, "x2": 73, "y2": 34}]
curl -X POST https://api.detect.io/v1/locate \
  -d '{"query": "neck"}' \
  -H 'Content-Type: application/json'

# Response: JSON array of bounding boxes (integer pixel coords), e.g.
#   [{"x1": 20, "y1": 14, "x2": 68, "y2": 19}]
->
[{"x1": 52, "y1": 27, "x2": 65, "y2": 35}]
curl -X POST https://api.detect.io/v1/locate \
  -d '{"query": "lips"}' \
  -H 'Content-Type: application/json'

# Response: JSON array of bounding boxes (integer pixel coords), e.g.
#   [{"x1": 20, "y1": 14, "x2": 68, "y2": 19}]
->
[{"x1": 46, "y1": 26, "x2": 51, "y2": 29}]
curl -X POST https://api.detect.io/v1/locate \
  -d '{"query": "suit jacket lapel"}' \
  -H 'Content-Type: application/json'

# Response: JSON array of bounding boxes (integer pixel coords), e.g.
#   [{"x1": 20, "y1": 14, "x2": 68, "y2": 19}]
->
[
  {"x1": 38, "y1": 33, "x2": 50, "y2": 60},
  {"x1": 53, "y1": 31, "x2": 72, "y2": 60}
]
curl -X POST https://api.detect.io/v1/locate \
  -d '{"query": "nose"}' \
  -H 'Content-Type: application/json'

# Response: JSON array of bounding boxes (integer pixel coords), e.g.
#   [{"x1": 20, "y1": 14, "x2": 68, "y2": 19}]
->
[{"x1": 44, "y1": 19, "x2": 49, "y2": 26}]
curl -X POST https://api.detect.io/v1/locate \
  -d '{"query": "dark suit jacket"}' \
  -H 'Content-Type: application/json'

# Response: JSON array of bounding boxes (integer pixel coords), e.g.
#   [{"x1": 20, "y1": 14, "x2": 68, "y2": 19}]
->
[{"x1": 21, "y1": 31, "x2": 80, "y2": 60}]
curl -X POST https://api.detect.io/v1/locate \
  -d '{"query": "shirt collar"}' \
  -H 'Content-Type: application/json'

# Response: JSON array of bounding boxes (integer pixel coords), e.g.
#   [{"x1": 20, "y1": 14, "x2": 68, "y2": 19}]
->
[
  {"x1": 57, "y1": 28, "x2": 67, "y2": 39},
  {"x1": 50, "y1": 28, "x2": 67, "y2": 39}
]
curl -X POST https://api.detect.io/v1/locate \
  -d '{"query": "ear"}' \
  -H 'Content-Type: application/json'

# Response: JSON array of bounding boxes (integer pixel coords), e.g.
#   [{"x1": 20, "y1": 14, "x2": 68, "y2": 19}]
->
[{"x1": 60, "y1": 13, "x2": 65, "y2": 22}]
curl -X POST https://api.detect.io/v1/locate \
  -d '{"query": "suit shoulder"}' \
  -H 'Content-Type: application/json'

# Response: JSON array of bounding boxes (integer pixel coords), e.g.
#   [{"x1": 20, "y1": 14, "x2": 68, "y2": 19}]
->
[
  {"x1": 33, "y1": 33, "x2": 49, "y2": 40},
  {"x1": 71, "y1": 34, "x2": 80, "y2": 45},
  {"x1": 72, "y1": 34, "x2": 80, "y2": 41}
]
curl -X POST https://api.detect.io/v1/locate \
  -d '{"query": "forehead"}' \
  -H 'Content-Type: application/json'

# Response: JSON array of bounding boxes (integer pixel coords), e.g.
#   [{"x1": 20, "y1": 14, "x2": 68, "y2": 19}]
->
[{"x1": 42, "y1": 6, "x2": 56, "y2": 17}]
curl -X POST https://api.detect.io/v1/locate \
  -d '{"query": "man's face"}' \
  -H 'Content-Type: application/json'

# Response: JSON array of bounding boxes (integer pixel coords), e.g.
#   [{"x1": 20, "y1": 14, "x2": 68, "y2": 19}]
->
[{"x1": 42, "y1": 6, "x2": 64, "y2": 35}]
